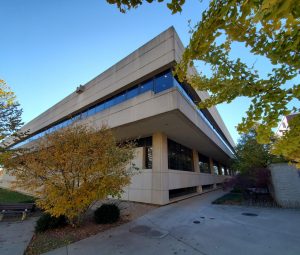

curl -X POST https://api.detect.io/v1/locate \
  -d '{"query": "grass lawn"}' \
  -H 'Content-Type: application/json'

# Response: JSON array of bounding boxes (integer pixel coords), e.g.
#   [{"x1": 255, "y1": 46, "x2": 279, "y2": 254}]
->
[
  {"x1": 0, "y1": 187, "x2": 35, "y2": 203},
  {"x1": 212, "y1": 192, "x2": 244, "y2": 205}
]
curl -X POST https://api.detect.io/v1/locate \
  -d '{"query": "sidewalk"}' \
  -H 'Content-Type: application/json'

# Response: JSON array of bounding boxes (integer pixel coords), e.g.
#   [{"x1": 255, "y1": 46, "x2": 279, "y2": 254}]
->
[
  {"x1": 43, "y1": 190, "x2": 225, "y2": 255},
  {"x1": 0, "y1": 217, "x2": 37, "y2": 255},
  {"x1": 43, "y1": 190, "x2": 300, "y2": 255}
]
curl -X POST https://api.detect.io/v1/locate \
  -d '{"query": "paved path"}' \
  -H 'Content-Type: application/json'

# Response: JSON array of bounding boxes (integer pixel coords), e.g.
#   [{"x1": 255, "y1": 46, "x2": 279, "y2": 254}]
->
[
  {"x1": 44, "y1": 190, "x2": 300, "y2": 255},
  {"x1": 0, "y1": 217, "x2": 37, "y2": 255}
]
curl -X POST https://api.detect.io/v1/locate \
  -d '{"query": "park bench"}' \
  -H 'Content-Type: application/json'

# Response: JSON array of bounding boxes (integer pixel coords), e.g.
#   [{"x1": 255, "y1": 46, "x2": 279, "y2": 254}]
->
[{"x1": 0, "y1": 203, "x2": 35, "y2": 221}]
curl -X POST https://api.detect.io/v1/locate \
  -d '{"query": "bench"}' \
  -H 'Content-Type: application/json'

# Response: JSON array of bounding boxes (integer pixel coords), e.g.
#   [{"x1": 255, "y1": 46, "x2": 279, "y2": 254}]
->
[{"x1": 0, "y1": 203, "x2": 35, "y2": 221}]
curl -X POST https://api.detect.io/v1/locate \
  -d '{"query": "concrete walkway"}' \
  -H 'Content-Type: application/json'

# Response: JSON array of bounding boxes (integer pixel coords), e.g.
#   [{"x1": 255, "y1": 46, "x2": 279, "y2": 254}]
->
[
  {"x1": 0, "y1": 217, "x2": 37, "y2": 255},
  {"x1": 44, "y1": 190, "x2": 300, "y2": 255}
]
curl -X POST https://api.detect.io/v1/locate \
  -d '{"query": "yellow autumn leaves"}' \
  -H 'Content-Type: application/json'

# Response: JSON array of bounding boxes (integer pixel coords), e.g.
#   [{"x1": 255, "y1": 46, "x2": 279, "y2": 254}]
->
[{"x1": 3, "y1": 125, "x2": 136, "y2": 225}]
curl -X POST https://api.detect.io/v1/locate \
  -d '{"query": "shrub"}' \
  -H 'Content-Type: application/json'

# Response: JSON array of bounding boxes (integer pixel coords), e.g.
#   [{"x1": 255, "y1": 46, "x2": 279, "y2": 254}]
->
[
  {"x1": 223, "y1": 168, "x2": 271, "y2": 197},
  {"x1": 35, "y1": 213, "x2": 67, "y2": 233},
  {"x1": 94, "y1": 203, "x2": 120, "y2": 224}
]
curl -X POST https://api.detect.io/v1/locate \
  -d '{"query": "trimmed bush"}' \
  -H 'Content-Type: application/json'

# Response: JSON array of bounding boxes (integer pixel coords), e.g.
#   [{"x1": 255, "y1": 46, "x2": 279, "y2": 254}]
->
[
  {"x1": 35, "y1": 213, "x2": 67, "y2": 233},
  {"x1": 94, "y1": 203, "x2": 120, "y2": 224}
]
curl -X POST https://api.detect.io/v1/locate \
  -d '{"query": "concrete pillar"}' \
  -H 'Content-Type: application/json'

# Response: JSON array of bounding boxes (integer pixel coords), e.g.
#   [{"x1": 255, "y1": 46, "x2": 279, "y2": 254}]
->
[
  {"x1": 209, "y1": 157, "x2": 214, "y2": 175},
  {"x1": 224, "y1": 167, "x2": 228, "y2": 176},
  {"x1": 209, "y1": 157, "x2": 217, "y2": 188},
  {"x1": 193, "y1": 150, "x2": 200, "y2": 173},
  {"x1": 152, "y1": 132, "x2": 169, "y2": 204},
  {"x1": 218, "y1": 162, "x2": 222, "y2": 175},
  {"x1": 193, "y1": 150, "x2": 202, "y2": 193}
]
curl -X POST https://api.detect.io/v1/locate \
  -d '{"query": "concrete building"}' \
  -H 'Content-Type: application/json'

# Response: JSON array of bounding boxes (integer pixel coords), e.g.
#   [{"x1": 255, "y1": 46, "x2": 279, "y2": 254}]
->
[
  {"x1": 276, "y1": 112, "x2": 299, "y2": 137},
  {"x1": 6, "y1": 27, "x2": 235, "y2": 205}
]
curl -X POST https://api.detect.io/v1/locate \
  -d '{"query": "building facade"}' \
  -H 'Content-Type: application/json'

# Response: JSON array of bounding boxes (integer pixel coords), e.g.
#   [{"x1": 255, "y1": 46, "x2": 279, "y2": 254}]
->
[
  {"x1": 276, "y1": 113, "x2": 299, "y2": 137},
  {"x1": 7, "y1": 27, "x2": 235, "y2": 205}
]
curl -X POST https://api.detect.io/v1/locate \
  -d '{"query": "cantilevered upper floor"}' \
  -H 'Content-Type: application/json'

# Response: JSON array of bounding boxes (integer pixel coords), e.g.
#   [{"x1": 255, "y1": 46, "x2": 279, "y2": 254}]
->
[{"x1": 9, "y1": 27, "x2": 235, "y2": 158}]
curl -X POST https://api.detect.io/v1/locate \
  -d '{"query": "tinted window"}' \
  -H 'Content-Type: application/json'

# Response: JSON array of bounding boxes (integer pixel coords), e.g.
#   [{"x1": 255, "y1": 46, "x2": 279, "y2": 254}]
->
[
  {"x1": 86, "y1": 108, "x2": 94, "y2": 117},
  {"x1": 127, "y1": 86, "x2": 139, "y2": 100},
  {"x1": 213, "y1": 161, "x2": 220, "y2": 175},
  {"x1": 140, "y1": 80, "x2": 153, "y2": 93},
  {"x1": 168, "y1": 139, "x2": 193, "y2": 171},
  {"x1": 154, "y1": 71, "x2": 173, "y2": 93},
  {"x1": 221, "y1": 165, "x2": 226, "y2": 175},
  {"x1": 199, "y1": 153, "x2": 210, "y2": 173},
  {"x1": 114, "y1": 92, "x2": 126, "y2": 105},
  {"x1": 129, "y1": 137, "x2": 152, "y2": 169},
  {"x1": 13, "y1": 70, "x2": 179, "y2": 148},
  {"x1": 94, "y1": 103, "x2": 105, "y2": 113},
  {"x1": 72, "y1": 114, "x2": 80, "y2": 122},
  {"x1": 104, "y1": 99, "x2": 114, "y2": 109}
]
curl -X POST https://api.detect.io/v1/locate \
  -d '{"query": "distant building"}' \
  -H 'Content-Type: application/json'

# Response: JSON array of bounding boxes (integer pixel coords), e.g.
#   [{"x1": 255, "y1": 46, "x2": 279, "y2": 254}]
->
[
  {"x1": 6, "y1": 27, "x2": 235, "y2": 205},
  {"x1": 276, "y1": 113, "x2": 299, "y2": 137}
]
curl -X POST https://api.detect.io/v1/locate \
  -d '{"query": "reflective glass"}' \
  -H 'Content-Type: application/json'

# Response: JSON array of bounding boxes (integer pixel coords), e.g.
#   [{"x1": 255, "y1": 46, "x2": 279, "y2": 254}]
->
[
  {"x1": 113, "y1": 92, "x2": 126, "y2": 105},
  {"x1": 140, "y1": 80, "x2": 153, "y2": 94},
  {"x1": 127, "y1": 86, "x2": 139, "y2": 100},
  {"x1": 198, "y1": 153, "x2": 210, "y2": 173},
  {"x1": 104, "y1": 99, "x2": 114, "y2": 109},
  {"x1": 154, "y1": 71, "x2": 173, "y2": 93},
  {"x1": 94, "y1": 103, "x2": 105, "y2": 113},
  {"x1": 168, "y1": 139, "x2": 193, "y2": 171},
  {"x1": 213, "y1": 161, "x2": 219, "y2": 175},
  {"x1": 86, "y1": 108, "x2": 95, "y2": 117},
  {"x1": 72, "y1": 114, "x2": 80, "y2": 122}
]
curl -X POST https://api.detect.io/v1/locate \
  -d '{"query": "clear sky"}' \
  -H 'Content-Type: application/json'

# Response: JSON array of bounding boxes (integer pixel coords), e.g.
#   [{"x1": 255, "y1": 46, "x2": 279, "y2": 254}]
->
[{"x1": 0, "y1": 0, "x2": 298, "y2": 143}]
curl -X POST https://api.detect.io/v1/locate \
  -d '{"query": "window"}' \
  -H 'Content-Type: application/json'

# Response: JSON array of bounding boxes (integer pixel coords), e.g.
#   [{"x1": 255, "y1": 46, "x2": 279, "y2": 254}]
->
[
  {"x1": 17, "y1": 69, "x2": 233, "y2": 149},
  {"x1": 213, "y1": 160, "x2": 219, "y2": 175},
  {"x1": 86, "y1": 107, "x2": 95, "y2": 117},
  {"x1": 94, "y1": 103, "x2": 105, "y2": 113},
  {"x1": 227, "y1": 168, "x2": 232, "y2": 176},
  {"x1": 221, "y1": 165, "x2": 226, "y2": 175},
  {"x1": 168, "y1": 139, "x2": 193, "y2": 171},
  {"x1": 113, "y1": 92, "x2": 126, "y2": 105},
  {"x1": 104, "y1": 98, "x2": 114, "y2": 109},
  {"x1": 221, "y1": 165, "x2": 228, "y2": 175},
  {"x1": 202, "y1": 184, "x2": 214, "y2": 191},
  {"x1": 198, "y1": 153, "x2": 210, "y2": 173},
  {"x1": 140, "y1": 79, "x2": 153, "y2": 93},
  {"x1": 133, "y1": 137, "x2": 152, "y2": 169},
  {"x1": 169, "y1": 187, "x2": 197, "y2": 199},
  {"x1": 145, "y1": 147, "x2": 152, "y2": 169},
  {"x1": 154, "y1": 71, "x2": 173, "y2": 93},
  {"x1": 127, "y1": 86, "x2": 139, "y2": 100},
  {"x1": 72, "y1": 114, "x2": 81, "y2": 122}
]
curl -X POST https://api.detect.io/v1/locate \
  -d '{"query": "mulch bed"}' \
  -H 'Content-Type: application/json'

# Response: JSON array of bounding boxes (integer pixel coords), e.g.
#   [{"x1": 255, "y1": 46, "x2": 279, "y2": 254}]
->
[
  {"x1": 25, "y1": 216, "x2": 129, "y2": 255},
  {"x1": 24, "y1": 200, "x2": 157, "y2": 255}
]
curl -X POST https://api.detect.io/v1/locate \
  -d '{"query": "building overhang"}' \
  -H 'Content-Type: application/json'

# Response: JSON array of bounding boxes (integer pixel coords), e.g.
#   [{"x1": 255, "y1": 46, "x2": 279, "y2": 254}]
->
[{"x1": 113, "y1": 109, "x2": 232, "y2": 165}]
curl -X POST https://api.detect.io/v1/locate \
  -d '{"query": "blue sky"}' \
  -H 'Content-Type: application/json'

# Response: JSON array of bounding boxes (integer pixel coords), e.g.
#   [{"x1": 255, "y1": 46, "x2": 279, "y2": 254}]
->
[{"x1": 0, "y1": 0, "x2": 298, "y2": 143}]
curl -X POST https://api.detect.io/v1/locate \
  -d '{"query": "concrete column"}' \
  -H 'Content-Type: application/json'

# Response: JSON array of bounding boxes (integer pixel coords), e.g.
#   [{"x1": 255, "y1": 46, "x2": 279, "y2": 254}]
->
[
  {"x1": 193, "y1": 150, "x2": 200, "y2": 173},
  {"x1": 218, "y1": 162, "x2": 222, "y2": 175},
  {"x1": 193, "y1": 150, "x2": 202, "y2": 193},
  {"x1": 209, "y1": 157, "x2": 217, "y2": 188},
  {"x1": 152, "y1": 132, "x2": 169, "y2": 204},
  {"x1": 209, "y1": 157, "x2": 214, "y2": 175}
]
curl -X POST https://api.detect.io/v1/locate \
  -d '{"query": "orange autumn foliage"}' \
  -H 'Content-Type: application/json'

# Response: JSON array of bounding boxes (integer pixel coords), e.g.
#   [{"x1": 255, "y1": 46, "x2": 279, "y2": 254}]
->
[{"x1": 3, "y1": 125, "x2": 135, "y2": 225}]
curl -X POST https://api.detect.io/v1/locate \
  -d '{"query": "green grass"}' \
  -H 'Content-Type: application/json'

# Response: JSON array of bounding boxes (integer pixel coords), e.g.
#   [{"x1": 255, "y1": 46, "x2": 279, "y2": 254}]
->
[
  {"x1": 0, "y1": 188, "x2": 35, "y2": 203},
  {"x1": 212, "y1": 193, "x2": 244, "y2": 205}
]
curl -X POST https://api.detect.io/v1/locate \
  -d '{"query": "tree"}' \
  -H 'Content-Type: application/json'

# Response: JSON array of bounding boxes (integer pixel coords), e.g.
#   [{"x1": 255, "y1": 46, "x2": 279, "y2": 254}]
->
[
  {"x1": 106, "y1": 0, "x2": 300, "y2": 167},
  {"x1": 231, "y1": 128, "x2": 280, "y2": 174},
  {"x1": 272, "y1": 116, "x2": 300, "y2": 168},
  {"x1": 2, "y1": 125, "x2": 136, "y2": 225},
  {"x1": 0, "y1": 79, "x2": 23, "y2": 150}
]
